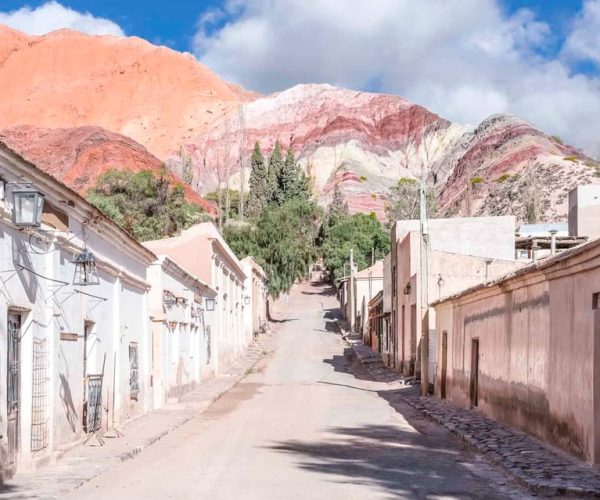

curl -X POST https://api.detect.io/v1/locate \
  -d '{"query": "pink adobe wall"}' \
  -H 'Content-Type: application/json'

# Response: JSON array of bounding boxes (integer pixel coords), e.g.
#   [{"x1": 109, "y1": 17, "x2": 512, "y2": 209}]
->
[{"x1": 435, "y1": 251, "x2": 600, "y2": 463}]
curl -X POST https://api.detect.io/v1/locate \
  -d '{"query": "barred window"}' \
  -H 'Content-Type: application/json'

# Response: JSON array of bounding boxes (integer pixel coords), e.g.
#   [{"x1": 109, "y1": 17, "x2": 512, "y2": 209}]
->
[{"x1": 129, "y1": 342, "x2": 139, "y2": 400}]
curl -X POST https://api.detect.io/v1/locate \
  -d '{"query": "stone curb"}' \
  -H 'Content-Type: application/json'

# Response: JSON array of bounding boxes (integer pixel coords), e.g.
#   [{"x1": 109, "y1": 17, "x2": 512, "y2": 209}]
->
[{"x1": 349, "y1": 341, "x2": 600, "y2": 498}]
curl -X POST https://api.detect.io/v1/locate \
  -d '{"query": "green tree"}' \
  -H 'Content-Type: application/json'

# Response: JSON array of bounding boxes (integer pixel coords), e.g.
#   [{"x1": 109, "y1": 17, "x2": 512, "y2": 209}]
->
[
  {"x1": 328, "y1": 182, "x2": 349, "y2": 217},
  {"x1": 267, "y1": 141, "x2": 283, "y2": 203},
  {"x1": 384, "y1": 177, "x2": 436, "y2": 224},
  {"x1": 88, "y1": 169, "x2": 208, "y2": 241},
  {"x1": 276, "y1": 148, "x2": 311, "y2": 204},
  {"x1": 205, "y1": 189, "x2": 240, "y2": 221},
  {"x1": 321, "y1": 212, "x2": 390, "y2": 283},
  {"x1": 224, "y1": 198, "x2": 322, "y2": 297},
  {"x1": 247, "y1": 142, "x2": 268, "y2": 216}
]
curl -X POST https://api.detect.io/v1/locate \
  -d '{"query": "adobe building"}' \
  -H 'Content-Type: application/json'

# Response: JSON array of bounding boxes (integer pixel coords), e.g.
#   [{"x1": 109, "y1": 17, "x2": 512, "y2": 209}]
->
[
  {"x1": 433, "y1": 237, "x2": 600, "y2": 463},
  {"x1": 387, "y1": 216, "x2": 523, "y2": 385},
  {"x1": 0, "y1": 141, "x2": 156, "y2": 479},
  {"x1": 146, "y1": 255, "x2": 217, "y2": 408},
  {"x1": 144, "y1": 223, "x2": 248, "y2": 373},
  {"x1": 241, "y1": 256, "x2": 268, "y2": 342}
]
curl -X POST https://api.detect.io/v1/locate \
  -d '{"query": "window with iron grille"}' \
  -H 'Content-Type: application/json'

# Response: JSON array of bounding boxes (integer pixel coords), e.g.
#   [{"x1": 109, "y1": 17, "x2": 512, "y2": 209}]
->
[{"x1": 129, "y1": 342, "x2": 139, "y2": 400}]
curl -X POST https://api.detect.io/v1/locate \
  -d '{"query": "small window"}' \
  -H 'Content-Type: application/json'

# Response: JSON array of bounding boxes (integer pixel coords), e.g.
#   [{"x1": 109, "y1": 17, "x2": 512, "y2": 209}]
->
[
  {"x1": 129, "y1": 342, "x2": 139, "y2": 400},
  {"x1": 594, "y1": 292, "x2": 599, "y2": 310}
]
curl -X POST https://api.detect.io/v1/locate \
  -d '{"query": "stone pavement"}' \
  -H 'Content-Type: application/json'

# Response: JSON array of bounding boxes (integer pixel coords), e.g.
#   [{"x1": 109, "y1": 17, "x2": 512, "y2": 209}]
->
[
  {"x1": 1, "y1": 332, "x2": 277, "y2": 500},
  {"x1": 349, "y1": 341, "x2": 600, "y2": 497}
]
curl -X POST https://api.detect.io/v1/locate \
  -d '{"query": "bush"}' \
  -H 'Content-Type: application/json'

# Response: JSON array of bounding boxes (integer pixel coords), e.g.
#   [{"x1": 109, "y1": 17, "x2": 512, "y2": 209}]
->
[
  {"x1": 551, "y1": 135, "x2": 563, "y2": 145},
  {"x1": 88, "y1": 169, "x2": 208, "y2": 241},
  {"x1": 496, "y1": 174, "x2": 511, "y2": 183},
  {"x1": 564, "y1": 156, "x2": 579, "y2": 163},
  {"x1": 470, "y1": 176, "x2": 484, "y2": 184}
]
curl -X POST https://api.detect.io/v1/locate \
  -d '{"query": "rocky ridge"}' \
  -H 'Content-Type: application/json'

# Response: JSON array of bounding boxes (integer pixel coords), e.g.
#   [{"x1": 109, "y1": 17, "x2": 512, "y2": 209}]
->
[
  {"x1": 176, "y1": 85, "x2": 599, "y2": 221},
  {"x1": 1, "y1": 25, "x2": 598, "y2": 222},
  {"x1": 0, "y1": 25, "x2": 249, "y2": 159},
  {"x1": 0, "y1": 125, "x2": 215, "y2": 214}
]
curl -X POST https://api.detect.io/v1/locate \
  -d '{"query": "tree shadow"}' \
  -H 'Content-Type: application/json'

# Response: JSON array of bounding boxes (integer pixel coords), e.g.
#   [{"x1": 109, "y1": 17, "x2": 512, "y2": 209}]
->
[
  {"x1": 269, "y1": 318, "x2": 298, "y2": 324},
  {"x1": 267, "y1": 424, "x2": 504, "y2": 498},
  {"x1": 322, "y1": 348, "x2": 373, "y2": 381}
]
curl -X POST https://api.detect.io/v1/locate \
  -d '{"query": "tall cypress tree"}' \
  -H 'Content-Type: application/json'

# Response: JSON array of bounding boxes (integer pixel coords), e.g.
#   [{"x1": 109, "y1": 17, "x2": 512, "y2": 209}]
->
[
  {"x1": 247, "y1": 142, "x2": 268, "y2": 217},
  {"x1": 276, "y1": 148, "x2": 299, "y2": 204},
  {"x1": 267, "y1": 140, "x2": 283, "y2": 203},
  {"x1": 328, "y1": 182, "x2": 348, "y2": 217}
]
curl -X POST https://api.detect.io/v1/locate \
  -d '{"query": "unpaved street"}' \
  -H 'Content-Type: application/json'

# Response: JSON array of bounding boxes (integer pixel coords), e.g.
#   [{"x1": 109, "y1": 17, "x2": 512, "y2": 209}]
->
[{"x1": 66, "y1": 280, "x2": 527, "y2": 499}]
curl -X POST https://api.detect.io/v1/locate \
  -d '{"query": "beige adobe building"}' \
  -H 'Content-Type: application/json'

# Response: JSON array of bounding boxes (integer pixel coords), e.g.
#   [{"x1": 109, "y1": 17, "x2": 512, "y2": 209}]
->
[
  {"x1": 241, "y1": 256, "x2": 268, "y2": 342},
  {"x1": 386, "y1": 216, "x2": 522, "y2": 386},
  {"x1": 144, "y1": 223, "x2": 248, "y2": 373}
]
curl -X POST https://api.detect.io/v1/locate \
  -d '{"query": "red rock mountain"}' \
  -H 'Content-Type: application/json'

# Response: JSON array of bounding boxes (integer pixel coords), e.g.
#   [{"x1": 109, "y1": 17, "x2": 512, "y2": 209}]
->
[
  {"x1": 175, "y1": 84, "x2": 599, "y2": 221},
  {"x1": 0, "y1": 25, "x2": 249, "y2": 159},
  {"x1": 1, "y1": 25, "x2": 598, "y2": 222},
  {"x1": 0, "y1": 125, "x2": 216, "y2": 214},
  {"x1": 172, "y1": 84, "x2": 466, "y2": 219}
]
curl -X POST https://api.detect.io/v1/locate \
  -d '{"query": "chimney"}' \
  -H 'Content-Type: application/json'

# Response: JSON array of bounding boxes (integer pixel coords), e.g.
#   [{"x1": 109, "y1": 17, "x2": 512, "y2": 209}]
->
[{"x1": 549, "y1": 229, "x2": 557, "y2": 256}]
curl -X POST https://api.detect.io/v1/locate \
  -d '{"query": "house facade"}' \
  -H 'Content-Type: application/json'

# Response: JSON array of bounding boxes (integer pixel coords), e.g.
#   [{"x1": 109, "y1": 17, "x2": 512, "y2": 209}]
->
[
  {"x1": 0, "y1": 142, "x2": 155, "y2": 479},
  {"x1": 433, "y1": 237, "x2": 600, "y2": 463},
  {"x1": 386, "y1": 216, "x2": 521, "y2": 386},
  {"x1": 241, "y1": 257, "x2": 268, "y2": 342},
  {"x1": 146, "y1": 256, "x2": 217, "y2": 409},
  {"x1": 144, "y1": 223, "x2": 248, "y2": 373}
]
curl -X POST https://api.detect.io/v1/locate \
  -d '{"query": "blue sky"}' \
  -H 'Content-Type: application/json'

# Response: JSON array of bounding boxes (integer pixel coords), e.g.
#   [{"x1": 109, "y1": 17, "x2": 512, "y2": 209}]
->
[
  {"x1": 0, "y1": 1, "x2": 599, "y2": 153},
  {"x1": 0, "y1": 0, "x2": 586, "y2": 55}
]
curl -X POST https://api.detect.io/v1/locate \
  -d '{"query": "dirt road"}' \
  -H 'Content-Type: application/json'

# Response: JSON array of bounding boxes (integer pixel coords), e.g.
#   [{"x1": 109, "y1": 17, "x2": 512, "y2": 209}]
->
[{"x1": 66, "y1": 280, "x2": 528, "y2": 499}]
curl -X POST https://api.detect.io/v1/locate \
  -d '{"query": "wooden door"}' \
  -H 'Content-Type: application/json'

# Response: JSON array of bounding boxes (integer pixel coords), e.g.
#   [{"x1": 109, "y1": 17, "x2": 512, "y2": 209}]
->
[
  {"x1": 441, "y1": 331, "x2": 448, "y2": 399},
  {"x1": 7, "y1": 313, "x2": 21, "y2": 471},
  {"x1": 470, "y1": 338, "x2": 479, "y2": 407}
]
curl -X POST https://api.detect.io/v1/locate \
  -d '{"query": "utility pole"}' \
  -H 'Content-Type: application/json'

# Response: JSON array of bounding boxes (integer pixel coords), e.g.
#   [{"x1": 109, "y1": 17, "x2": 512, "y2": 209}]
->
[
  {"x1": 419, "y1": 176, "x2": 430, "y2": 396},
  {"x1": 349, "y1": 248, "x2": 355, "y2": 332}
]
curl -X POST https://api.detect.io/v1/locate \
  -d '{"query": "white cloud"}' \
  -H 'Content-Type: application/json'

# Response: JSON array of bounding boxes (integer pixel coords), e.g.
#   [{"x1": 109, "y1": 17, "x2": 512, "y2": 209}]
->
[
  {"x1": 194, "y1": 0, "x2": 600, "y2": 153},
  {"x1": 562, "y1": 0, "x2": 600, "y2": 66},
  {"x1": 0, "y1": 1, "x2": 124, "y2": 36}
]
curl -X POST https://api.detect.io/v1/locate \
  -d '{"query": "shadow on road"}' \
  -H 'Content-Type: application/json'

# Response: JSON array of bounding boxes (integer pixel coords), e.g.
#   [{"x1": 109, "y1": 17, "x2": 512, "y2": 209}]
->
[
  {"x1": 267, "y1": 424, "x2": 494, "y2": 498},
  {"x1": 322, "y1": 349, "x2": 373, "y2": 381}
]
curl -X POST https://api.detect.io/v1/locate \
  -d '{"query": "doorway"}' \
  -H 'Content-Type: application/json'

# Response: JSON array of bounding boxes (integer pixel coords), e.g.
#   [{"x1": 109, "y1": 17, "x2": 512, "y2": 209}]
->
[
  {"x1": 410, "y1": 305, "x2": 417, "y2": 375},
  {"x1": 441, "y1": 331, "x2": 448, "y2": 399},
  {"x1": 470, "y1": 338, "x2": 480, "y2": 407},
  {"x1": 7, "y1": 312, "x2": 22, "y2": 472},
  {"x1": 593, "y1": 293, "x2": 600, "y2": 462}
]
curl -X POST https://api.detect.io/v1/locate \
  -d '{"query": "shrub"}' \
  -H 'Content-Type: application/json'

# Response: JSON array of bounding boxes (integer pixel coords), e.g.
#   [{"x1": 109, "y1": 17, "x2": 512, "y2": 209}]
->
[
  {"x1": 359, "y1": 175, "x2": 368, "y2": 182},
  {"x1": 563, "y1": 156, "x2": 579, "y2": 163},
  {"x1": 496, "y1": 173, "x2": 511, "y2": 183},
  {"x1": 88, "y1": 169, "x2": 208, "y2": 241},
  {"x1": 470, "y1": 176, "x2": 484, "y2": 185},
  {"x1": 551, "y1": 135, "x2": 563, "y2": 145}
]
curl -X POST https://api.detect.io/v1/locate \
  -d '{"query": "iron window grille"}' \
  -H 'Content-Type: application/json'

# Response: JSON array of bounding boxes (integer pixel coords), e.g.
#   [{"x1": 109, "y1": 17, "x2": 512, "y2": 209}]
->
[{"x1": 129, "y1": 343, "x2": 139, "y2": 400}]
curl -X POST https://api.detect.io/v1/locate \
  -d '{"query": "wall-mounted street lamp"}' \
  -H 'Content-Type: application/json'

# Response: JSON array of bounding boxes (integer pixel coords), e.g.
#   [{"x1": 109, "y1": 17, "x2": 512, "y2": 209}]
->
[
  {"x1": 244, "y1": 295, "x2": 251, "y2": 305},
  {"x1": 204, "y1": 298, "x2": 215, "y2": 312},
  {"x1": 12, "y1": 187, "x2": 45, "y2": 227},
  {"x1": 163, "y1": 290, "x2": 176, "y2": 308},
  {"x1": 72, "y1": 249, "x2": 100, "y2": 286},
  {"x1": 403, "y1": 281, "x2": 411, "y2": 295}
]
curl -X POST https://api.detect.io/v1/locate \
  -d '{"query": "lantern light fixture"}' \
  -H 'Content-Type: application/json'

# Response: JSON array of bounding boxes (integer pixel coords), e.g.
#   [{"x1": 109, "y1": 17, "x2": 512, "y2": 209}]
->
[
  {"x1": 12, "y1": 186, "x2": 45, "y2": 227},
  {"x1": 163, "y1": 291, "x2": 176, "y2": 308},
  {"x1": 204, "y1": 298, "x2": 215, "y2": 311},
  {"x1": 72, "y1": 249, "x2": 100, "y2": 286},
  {"x1": 244, "y1": 295, "x2": 251, "y2": 305}
]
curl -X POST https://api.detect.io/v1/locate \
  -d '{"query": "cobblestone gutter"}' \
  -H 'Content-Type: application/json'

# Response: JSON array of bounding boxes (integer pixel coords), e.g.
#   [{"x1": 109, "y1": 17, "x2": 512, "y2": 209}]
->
[{"x1": 349, "y1": 342, "x2": 600, "y2": 497}]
